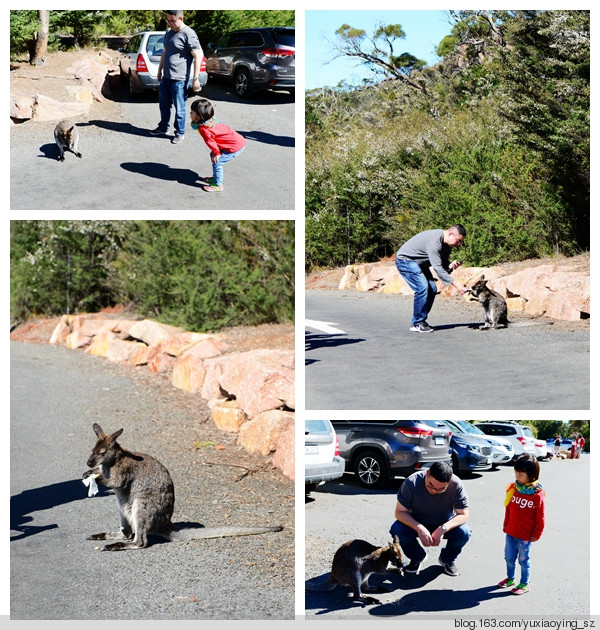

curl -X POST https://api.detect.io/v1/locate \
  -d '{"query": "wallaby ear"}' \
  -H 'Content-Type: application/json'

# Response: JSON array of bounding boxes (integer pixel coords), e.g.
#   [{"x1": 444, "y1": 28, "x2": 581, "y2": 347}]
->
[
  {"x1": 111, "y1": 428, "x2": 124, "y2": 441},
  {"x1": 93, "y1": 423, "x2": 106, "y2": 438},
  {"x1": 479, "y1": 275, "x2": 485, "y2": 281}
]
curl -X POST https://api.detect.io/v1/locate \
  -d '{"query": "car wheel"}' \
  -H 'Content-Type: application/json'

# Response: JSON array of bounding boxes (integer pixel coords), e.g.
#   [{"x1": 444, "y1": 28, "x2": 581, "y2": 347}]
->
[
  {"x1": 354, "y1": 450, "x2": 387, "y2": 488},
  {"x1": 128, "y1": 71, "x2": 139, "y2": 97},
  {"x1": 452, "y1": 453, "x2": 461, "y2": 474},
  {"x1": 234, "y1": 68, "x2": 252, "y2": 98}
]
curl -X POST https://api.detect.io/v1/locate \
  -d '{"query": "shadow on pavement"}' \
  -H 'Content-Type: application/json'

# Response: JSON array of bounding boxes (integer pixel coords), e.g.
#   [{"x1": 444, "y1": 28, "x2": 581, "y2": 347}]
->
[{"x1": 121, "y1": 161, "x2": 202, "y2": 187}]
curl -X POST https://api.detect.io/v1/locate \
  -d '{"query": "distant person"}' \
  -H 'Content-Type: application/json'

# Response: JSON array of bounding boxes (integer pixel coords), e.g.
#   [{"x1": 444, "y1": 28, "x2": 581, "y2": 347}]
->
[
  {"x1": 395, "y1": 225, "x2": 470, "y2": 333},
  {"x1": 189, "y1": 98, "x2": 246, "y2": 192},
  {"x1": 575, "y1": 433, "x2": 585, "y2": 458},
  {"x1": 150, "y1": 10, "x2": 203, "y2": 144},
  {"x1": 553, "y1": 434, "x2": 561, "y2": 457},
  {"x1": 498, "y1": 454, "x2": 545, "y2": 595},
  {"x1": 390, "y1": 461, "x2": 471, "y2": 577}
]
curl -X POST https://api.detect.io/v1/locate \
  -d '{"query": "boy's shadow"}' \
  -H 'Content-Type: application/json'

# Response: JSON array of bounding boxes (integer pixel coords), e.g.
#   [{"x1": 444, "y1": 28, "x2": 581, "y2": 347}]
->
[{"x1": 120, "y1": 161, "x2": 201, "y2": 187}]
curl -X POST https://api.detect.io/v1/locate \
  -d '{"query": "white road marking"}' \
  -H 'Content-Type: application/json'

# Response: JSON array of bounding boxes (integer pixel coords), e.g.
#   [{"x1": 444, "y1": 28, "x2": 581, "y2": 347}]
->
[{"x1": 305, "y1": 320, "x2": 346, "y2": 335}]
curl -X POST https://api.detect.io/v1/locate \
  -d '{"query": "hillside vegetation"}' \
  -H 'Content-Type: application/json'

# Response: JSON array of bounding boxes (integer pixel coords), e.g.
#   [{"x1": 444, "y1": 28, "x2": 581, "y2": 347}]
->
[{"x1": 305, "y1": 10, "x2": 589, "y2": 271}]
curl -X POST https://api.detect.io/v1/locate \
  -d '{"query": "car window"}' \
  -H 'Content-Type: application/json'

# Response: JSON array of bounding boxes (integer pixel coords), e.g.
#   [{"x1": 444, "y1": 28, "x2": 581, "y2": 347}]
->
[
  {"x1": 522, "y1": 427, "x2": 533, "y2": 438},
  {"x1": 273, "y1": 29, "x2": 295, "y2": 47},
  {"x1": 127, "y1": 35, "x2": 140, "y2": 53},
  {"x1": 305, "y1": 420, "x2": 331, "y2": 435},
  {"x1": 146, "y1": 34, "x2": 164, "y2": 56}
]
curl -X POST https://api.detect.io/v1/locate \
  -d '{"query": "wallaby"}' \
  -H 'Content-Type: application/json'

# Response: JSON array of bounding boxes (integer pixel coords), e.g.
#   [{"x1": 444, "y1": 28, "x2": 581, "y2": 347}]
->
[
  {"x1": 467, "y1": 275, "x2": 509, "y2": 329},
  {"x1": 306, "y1": 537, "x2": 403, "y2": 606},
  {"x1": 54, "y1": 120, "x2": 82, "y2": 162},
  {"x1": 83, "y1": 423, "x2": 282, "y2": 551}
]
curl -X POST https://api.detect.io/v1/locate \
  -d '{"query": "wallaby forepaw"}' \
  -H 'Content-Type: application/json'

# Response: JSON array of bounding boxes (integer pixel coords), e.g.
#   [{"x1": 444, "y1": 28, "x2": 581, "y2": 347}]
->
[
  {"x1": 76, "y1": 152, "x2": 82, "y2": 158},
  {"x1": 87, "y1": 533, "x2": 108, "y2": 540}
]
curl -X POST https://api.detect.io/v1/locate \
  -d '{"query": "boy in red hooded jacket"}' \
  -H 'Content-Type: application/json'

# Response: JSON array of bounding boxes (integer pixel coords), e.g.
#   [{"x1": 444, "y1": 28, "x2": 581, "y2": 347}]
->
[
  {"x1": 189, "y1": 98, "x2": 246, "y2": 192},
  {"x1": 498, "y1": 454, "x2": 545, "y2": 595}
]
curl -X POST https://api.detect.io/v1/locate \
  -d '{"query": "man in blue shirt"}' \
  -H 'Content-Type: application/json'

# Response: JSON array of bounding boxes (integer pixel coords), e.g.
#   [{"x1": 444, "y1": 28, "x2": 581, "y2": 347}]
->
[{"x1": 150, "y1": 11, "x2": 203, "y2": 144}]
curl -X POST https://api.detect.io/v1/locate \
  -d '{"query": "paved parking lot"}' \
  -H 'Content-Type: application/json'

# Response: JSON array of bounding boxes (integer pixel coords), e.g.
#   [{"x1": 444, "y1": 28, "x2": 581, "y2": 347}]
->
[{"x1": 305, "y1": 454, "x2": 590, "y2": 619}]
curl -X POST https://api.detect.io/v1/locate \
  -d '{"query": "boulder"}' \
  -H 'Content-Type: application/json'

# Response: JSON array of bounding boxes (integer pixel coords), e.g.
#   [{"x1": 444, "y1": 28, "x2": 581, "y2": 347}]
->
[
  {"x1": 10, "y1": 93, "x2": 34, "y2": 121},
  {"x1": 161, "y1": 331, "x2": 220, "y2": 357},
  {"x1": 170, "y1": 339, "x2": 228, "y2": 392},
  {"x1": 237, "y1": 410, "x2": 294, "y2": 457},
  {"x1": 31, "y1": 93, "x2": 89, "y2": 122},
  {"x1": 210, "y1": 400, "x2": 248, "y2": 433},
  {"x1": 128, "y1": 319, "x2": 181, "y2": 346},
  {"x1": 105, "y1": 338, "x2": 147, "y2": 363},
  {"x1": 272, "y1": 420, "x2": 295, "y2": 481}
]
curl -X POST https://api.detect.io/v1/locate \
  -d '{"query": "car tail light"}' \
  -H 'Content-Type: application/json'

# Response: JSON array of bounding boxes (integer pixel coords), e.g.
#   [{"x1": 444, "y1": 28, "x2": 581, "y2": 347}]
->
[
  {"x1": 262, "y1": 47, "x2": 294, "y2": 58},
  {"x1": 200, "y1": 55, "x2": 207, "y2": 72},
  {"x1": 136, "y1": 54, "x2": 148, "y2": 73},
  {"x1": 517, "y1": 437, "x2": 528, "y2": 444},
  {"x1": 397, "y1": 427, "x2": 433, "y2": 437},
  {"x1": 334, "y1": 437, "x2": 340, "y2": 457}
]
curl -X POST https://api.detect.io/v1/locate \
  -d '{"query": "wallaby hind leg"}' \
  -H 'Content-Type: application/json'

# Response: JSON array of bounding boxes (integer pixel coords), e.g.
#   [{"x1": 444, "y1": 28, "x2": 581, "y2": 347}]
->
[{"x1": 351, "y1": 571, "x2": 381, "y2": 606}]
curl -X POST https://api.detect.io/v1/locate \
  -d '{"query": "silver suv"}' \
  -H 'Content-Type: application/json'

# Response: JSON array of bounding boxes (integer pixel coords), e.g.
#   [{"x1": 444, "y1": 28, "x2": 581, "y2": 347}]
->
[
  {"x1": 119, "y1": 31, "x2": 208, "y2": 97},
  {"x1": 305, "y1": 420, "x2": 345, "y2": 494},
  {"x1": 331, "y1": 420, "x2": 452, "y2": 488},
  {"x1": 475, "y1": 421, "x2": 537, "y2": 458},
  {"x1": 206, "y1": 26, "x2": 295, "y2": 98}
]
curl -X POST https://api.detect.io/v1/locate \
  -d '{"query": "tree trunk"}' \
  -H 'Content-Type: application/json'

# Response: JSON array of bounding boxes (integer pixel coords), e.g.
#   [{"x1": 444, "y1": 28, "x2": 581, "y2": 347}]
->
[{"x1": 29, "y1": 10, "x2": 49, "y2": 65}]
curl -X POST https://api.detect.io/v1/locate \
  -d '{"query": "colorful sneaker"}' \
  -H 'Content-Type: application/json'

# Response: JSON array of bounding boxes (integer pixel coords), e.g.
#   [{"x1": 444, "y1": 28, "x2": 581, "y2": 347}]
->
[
  {"x1": 202, "y1": 183, "x2": 223, "y2": 192},
  {"x1": 511, "y1": 583, "x2": 529, "y2": 595},
  {"x1": 498, "y1": 578, "x2": 515, "y2": 588}
]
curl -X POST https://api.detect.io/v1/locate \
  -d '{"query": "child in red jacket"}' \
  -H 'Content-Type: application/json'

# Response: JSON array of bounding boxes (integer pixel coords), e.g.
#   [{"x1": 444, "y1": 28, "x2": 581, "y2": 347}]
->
[
  {"x1": 189, "y1": 98, "x2": 246, "y2": 192},
  {"x1": 498, "y1": 454, "x2": 545, "y2": 595}
]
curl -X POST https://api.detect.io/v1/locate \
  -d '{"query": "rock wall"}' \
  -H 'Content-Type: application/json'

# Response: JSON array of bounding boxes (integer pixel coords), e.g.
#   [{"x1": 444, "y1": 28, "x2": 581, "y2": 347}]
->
[
  {"x1": 49, "y1": 314, "x2": 295, "y2": 480},
  {"x1": 338, "y1": 261, "x2": 590, "y2": 321}
]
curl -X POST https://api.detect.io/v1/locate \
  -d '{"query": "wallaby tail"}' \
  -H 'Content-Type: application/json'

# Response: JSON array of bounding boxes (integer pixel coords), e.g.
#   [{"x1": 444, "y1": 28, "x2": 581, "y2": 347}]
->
[
  {"x1": 305, "y1": 575, "x2": 337, "y2": 592},
  {"x1": 168, "y1": 525, "x2": 283, "y2": 542}
]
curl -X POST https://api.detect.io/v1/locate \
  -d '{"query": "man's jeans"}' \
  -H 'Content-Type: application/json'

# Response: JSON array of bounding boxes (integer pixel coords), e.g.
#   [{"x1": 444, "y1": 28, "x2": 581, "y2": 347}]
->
[
  {"x1": 158, "y1": 78, "x2": 187, "y2": 137},
  {"x1": 504, "y1": 534, "x2": 531, "y2": 584},
  {"x1": 390, "y1": 519, "x2": 472, "y2": 565},
  {"x1": 395, "y1": 257, "x2": 438, "y2": 326},
  {"x1": 212, "y1": 147, "x2": 245, "y2": 186}
]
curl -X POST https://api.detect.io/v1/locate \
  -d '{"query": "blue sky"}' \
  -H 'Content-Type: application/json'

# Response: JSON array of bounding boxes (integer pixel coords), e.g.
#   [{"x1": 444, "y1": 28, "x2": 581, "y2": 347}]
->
[{"x1": 305, "y1": 10, "x2": 454, "y2": 90}]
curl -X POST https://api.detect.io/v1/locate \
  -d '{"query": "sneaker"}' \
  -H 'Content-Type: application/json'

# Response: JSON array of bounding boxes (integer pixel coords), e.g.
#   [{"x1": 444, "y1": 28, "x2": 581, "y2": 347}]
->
[
  {"x1": 410, "y1": 321, "x2": 434, "y2": 333},
  {"x1": 149, "y1": 127, "x2": 166, "y2": 135},
  {"x1": 202, "y1": 183, "x2": 223, "y2": 192},
  {"x1": 171, "y1": 134, "x2": 184, "y2": 144},
  {"x1": 438, "y1": 558, "x2": 460, "y2": 577},
  {"x1": 403, "y1": 559, "x2": 421, "y2": 574},
  {"x1": 498, "y1": 578, "x2": 515, "y2": 588},
  {"x1": 511, "y1": 583, "x2": 529, "y2": 595}
]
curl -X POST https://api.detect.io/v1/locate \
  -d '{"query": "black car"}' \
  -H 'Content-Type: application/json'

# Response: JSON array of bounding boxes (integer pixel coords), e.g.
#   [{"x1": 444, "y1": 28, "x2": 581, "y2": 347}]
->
[
  {"x1": 205, "y1": 26, "x2": 295, "y2": 97},
  {"x1": 330, "y1": 420, "x2": 452, "y2": 488}
]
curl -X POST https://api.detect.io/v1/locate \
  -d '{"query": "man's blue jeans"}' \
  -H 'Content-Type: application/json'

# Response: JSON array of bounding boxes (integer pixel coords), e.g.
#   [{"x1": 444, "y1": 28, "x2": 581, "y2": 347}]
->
[
  {"x1": 212, "y1": 147, "x2": 245, "y2": 186},
  {"x1": 395, "y1": 257, "x2": 438, "y2": 326},
  {"x1": 504, "y1": 534, "x2": 531, "y2": 584},
  {"x1": 390, "y1": 519, "x2": 472, "y2": 565},
  {"x1": 158, "y1": 78, "x2": 187, "y2": 137}
]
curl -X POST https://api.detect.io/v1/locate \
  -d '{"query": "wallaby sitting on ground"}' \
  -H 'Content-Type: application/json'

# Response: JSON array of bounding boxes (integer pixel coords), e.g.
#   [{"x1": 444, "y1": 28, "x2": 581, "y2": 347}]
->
[
  {"x1": 467, "y1": 275, "x2": 509, "y2": 329},
  {"x1": 306, "y1": 537, "x2": 403, "y2": 606},
  {"x1": 83, "y1": 423, "x2": 282, "y2": 551},
  {"x1": 54, "y1": 120, "x2": 82, "y2": 162}
]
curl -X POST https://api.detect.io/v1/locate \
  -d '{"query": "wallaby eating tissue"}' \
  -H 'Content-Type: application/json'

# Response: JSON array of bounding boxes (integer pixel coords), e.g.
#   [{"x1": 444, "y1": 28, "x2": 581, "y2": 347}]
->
[
  {"x1": 83, "y1": 423, "x2": 282, "y2": 551},
  {"x1": 306, "y1": 537, "x2": 403, "y2": 605}
]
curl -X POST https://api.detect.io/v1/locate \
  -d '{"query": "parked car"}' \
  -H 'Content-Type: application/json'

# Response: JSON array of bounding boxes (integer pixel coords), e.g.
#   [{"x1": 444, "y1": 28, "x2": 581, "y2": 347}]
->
[
  {"x1": 330, "y1": 420, "x2": 452, "y2": 488},
  {"x1": 448, "y1": 419, "x2": 514, "y2": 466},
  {"x1": 532, "y1": 439, "x2": 551, "y2": 460},
  {"x1": 305, "y1": 420, "x2": 345, "y2": 494},
  {"x1": 475, "y1": 421, "x2": 537, "y2": 458},
  {"x1": 205, "y1": 26, "x2": 295, "y2": 98},
  {"x1": 119, "y1": 31, "x2": 208, "y2": 96},
  {"x1": 442, "y1": 421, "x2": 493, "y2": 475},
  {"x1": 444, "y1": 420, "x2": 505, "y2": 470}
]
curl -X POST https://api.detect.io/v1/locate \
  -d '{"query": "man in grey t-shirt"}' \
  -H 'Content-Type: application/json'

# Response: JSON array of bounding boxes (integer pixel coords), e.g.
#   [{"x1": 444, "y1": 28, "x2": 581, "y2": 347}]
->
[
  {"x1": 395, "y1": 225, "x2": 469, "y2": 333},
  {"x1": 150, "y1": 11, "x2": 203, "y2": 144},
  {"x1": 390, "y1": 461, "x2": 471, "y2": 576}
]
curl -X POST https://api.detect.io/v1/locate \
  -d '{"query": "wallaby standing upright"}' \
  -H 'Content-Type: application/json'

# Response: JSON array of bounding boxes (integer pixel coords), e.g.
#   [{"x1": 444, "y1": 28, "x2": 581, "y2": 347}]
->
[
  {"x1": 83, "y1": 423, "x2": 282, "y2": 551},
  {"x1": 306, "y1": 537, "x2": 403, "y2": 605},
  {"x1": 54, "y1": 120, "x2": 82, "y2": 162},
  {"x1": 468, "y1": 275, "x2": 509, "y2": 329}
]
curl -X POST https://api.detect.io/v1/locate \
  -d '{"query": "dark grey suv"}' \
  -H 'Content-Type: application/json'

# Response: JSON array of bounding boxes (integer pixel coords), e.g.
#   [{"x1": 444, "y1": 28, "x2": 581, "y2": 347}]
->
[
  {"x1": 330, "y1": 420, "x2": 452, "y2": 488},
  {"x1": 205, "y1": 26, "x2": 295, "y2": 98}
]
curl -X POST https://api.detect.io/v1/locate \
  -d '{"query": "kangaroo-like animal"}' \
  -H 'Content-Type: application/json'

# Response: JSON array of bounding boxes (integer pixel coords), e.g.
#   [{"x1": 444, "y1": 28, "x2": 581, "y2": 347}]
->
[
  {"x1": 54, "y1": 120, "x2": 82, "y2": 162},
  {"x1": 83, "y1": 423, "x2": 282, "y2": 551},
  {"x1": 306, "y1": 537, "x2": 403, "y2": 605},
  {"x1": 467, "y1": 275, "x2": 509, "y2": 329}
]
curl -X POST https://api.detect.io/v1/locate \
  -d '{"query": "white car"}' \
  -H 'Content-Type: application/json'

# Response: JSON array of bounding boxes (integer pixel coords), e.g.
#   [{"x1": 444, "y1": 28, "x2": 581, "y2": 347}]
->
[
  {"x1": 305, "y1": 420, "x2": 345, "y2": 494},
  {"x1": 475, "y1": 421, "x2": 538, "y2": 458}
]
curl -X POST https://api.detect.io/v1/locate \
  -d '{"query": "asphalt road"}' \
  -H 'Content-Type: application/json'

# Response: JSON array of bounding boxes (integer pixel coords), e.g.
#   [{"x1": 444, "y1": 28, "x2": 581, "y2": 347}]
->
[
  {"x1": 305, "y1": 454, "x2": 590, "y2": 619},
  {"x1": 10, "y1": 342, "x2": 294, "y2": 620},
  {"x1": 305, "y1": 290, "x2": 590, "y2": 410},
  {"x1": 10, "y1": 81, "x2": 294, "y2": 211}
]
